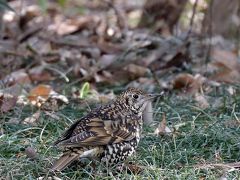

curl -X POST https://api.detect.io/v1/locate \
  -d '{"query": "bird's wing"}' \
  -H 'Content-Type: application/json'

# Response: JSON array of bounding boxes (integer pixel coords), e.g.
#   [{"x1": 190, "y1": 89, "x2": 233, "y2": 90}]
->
[{"x1": 55, "y1": 115, "x2": 138, "y2": 147}]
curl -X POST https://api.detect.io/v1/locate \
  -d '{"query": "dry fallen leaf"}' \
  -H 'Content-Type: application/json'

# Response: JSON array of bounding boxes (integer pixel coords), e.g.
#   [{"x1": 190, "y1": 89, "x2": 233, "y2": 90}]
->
[
  {"x1": 98, "y1": 54, "x2": 116, "y2": 69},
  {"x1": 0, "y1": 127, "x2": 4, "y2": 136},
  {"x1": 96, "y1": 40, "x2": 123, "y2": 54},
  {"x1": 123, "y1": 64, "x2": 150, "y2": 79},
  {"x1": 8, "y1": 117, "x2": 20, "y2": 124},
  {"x1": 194, "y1": 161, "x2": 240, "y2": 171},
  {"x1": 226, "y1": 86, "x2": 236, "y2": 95},
  {"x1": 93, "y1": 71, "x2": 114, "y2": 84},
  {"x1": 3, "y1": 70, "x2": 31, "y2": 87},
  {"x1": 172, "y1": 73, "x2": 206, "y2": 95},
  {"x1": 28, "y1": 66, "x2": 54, "y2": 82},
  {"x1": 223, "y1": 119, "x2": 240, "y2": 128},
  {"x1": 219, "y1": 173, "x2": 228, "y2": 180},
  {"x1": 173, "y1": 73, "x2": 195, "y2": 89},
  {"x1": 211, "y1": 48, "x2": 239, "y2": 70},
  {"x1": 50, "y1": 16, "x2": 99, "y2": 36},
  {"x1": 19, "y1": 5, "x2": 41, "y2": 29},
  {"x1": 0, "y1": 93, "x2": 18, "y2": 113},
  {"x1": 127, "y1": 77, "x2": 156, "y2": 93},
  {"x1": 44, "y1": 111, "x2": 61, "y2": 120},
  {"x1": 37, "y1": 176, "x2": 62, "y2": 180},
  {"x1": 154, "y1": 113, "x2": 172, "y2": 136},
  {"x1": 25, "y1": 146, "x2": 38, "y2": 159},
  {"x1": 22, "y1": 110, "x2": 41, "y2": 125},
  {"x1": 28, "y1": 84, "x2": 52, "y2": 106},
  {"x1": 125, "y1": 163, "x2": 144, "y2": 174},
  {"x1": 149, "y1": 42, "x2": 190, "y2": 71},
  {"x1": 194, "y1": 93, "x2": 210, "y2": 109},
  {"x1": 210, "y1": 48, "x2": 240, "y2": 83},
  {"x1": 124, "y1": 162, "x2": 160, "y2": 174},
  {"x1": 28, "y1": 84, "x2": 68, "y2": 109}
]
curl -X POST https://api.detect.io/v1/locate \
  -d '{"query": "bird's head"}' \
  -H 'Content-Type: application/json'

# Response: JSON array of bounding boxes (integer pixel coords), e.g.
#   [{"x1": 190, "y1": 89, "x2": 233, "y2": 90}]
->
[{"x1": 119, "y1": 87, "x2": 163, "y2": 114}]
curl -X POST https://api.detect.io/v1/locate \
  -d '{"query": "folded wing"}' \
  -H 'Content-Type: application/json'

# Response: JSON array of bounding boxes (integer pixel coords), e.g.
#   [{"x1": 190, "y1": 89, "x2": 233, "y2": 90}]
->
[{"x1": 55, "y1": 114, "x2": 137, "y2": 147}]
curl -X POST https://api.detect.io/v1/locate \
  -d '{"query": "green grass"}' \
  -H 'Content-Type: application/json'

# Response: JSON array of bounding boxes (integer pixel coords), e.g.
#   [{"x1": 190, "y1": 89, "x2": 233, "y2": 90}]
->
[{"x1": 1, "y1": 87, "x2": 240, "y2": 179}]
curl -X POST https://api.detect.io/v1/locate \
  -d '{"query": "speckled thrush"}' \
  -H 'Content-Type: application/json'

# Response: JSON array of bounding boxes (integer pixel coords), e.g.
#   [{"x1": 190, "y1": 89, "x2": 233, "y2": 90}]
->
[{"x1": 52, "y1": 87, "x2": 161, "y2": 171}]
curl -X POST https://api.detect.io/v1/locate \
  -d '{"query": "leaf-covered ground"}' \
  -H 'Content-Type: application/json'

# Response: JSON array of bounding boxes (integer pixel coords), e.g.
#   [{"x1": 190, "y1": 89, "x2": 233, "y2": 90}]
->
[{"x1": 1, "y1": 86, "x2": 240, "y2": 179}]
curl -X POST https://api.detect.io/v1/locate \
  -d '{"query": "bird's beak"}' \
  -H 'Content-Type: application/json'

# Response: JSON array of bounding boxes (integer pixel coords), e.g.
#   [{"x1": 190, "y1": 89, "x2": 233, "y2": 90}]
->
[
  {"x1": 145, "y1": 91, "x2": 165, "y2": 101},
  {"x1": 137, "y1": 92, "x2": 164, "y2": 112}
]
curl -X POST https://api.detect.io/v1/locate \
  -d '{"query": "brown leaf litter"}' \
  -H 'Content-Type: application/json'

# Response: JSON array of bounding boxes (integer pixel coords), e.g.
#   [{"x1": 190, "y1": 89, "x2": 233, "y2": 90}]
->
[
  {"x1": 28, "y1": 84, "x2": 68, "y2": 110},
  {"x1": 209, "y1": 48, "x2": 240, "y2": 84},
  {"x1": 154, "y1": 113, "x2": 172, "y2": 136}
]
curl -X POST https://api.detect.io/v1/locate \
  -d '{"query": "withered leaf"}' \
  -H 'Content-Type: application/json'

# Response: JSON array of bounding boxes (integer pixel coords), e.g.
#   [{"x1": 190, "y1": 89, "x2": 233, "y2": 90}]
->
[
  {"x1": 125, "y1": 163, "x2": 144, "y2": 174},
  {"x1": 28, "y1": 84, "x2": 52, "y2": 106},
  {"x1": 210, "y1": 48, "x2": 240, "y2": 83},
  {"x1": 0, "y1": 94, "x2": 17, "y2": 113},
  {"x1": 194, "y1": 161, "x2": 240, "y2": 171},
  {"x1": 173, "y1": 73, "x2": 206, "y2": 95},
  {"x1": 98, "y1": 54, "x2": 116, "y2": 69},
  {"x1": 194, "y1": 93, "x2": 209, "y2": 109},
  {"x1": 53, "y1": 16, "x2": 99, "y2": 36},
  {"x1": 25, "y1": 146, "x2": 38, "y2": 159},
  {"x1": 28, "y1": 84, "x2": 68, "y2": 110},
  {"x1": 3, "y1": 70, "x2": 31, "y2": 87},
  {"x1": 22, "y1": 110, "x2": 41, "y2": 125},
  {"x1": 154, "y1": 113, "x2": 172, "y2": 136},
  {"x1": 124, "y1": 64, "x2": 150, "y2": 79},
  {"x1": 28, "y1": 66, "x2": 53, "y2": 82}
]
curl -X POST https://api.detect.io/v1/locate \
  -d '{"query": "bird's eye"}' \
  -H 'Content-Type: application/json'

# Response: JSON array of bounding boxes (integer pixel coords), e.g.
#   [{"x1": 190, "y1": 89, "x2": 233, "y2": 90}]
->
[{"x1": 133, "y1": 94, "x2": 139, "y2": 99}]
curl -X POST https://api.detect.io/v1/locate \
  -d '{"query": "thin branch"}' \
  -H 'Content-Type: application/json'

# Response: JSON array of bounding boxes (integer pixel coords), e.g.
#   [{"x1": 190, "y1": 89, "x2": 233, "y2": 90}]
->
[
  {"x1": 236, "y1": 1, "x2": 240, "y2": 57},
  {"x1": 0, "y1": 11, "x2": 4, "y2": 40},
  {"x1": 104, "y1": 0, "x2": 127, "y2": 31},
  {"x1": 0, "y1": 51, "x2": 26, "y2": 57},
  {"x1": 205, "y1": 0, "x2": 214, "y2": 65},
  {"x1": 39, "y1": 35, "x2": 95, "y2": 49},
  {"x1": 186, "y1": 0, "x2": 199, "y2": 40},
  {"x1": 45, "y1": 65, "x2": 69, "y2": 83}
]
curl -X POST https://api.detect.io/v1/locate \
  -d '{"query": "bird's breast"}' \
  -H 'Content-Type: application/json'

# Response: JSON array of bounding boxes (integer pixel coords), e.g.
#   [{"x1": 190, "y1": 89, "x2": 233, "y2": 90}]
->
[{"x1": 101, "y1": 137, "x2": 139, "y2": 164}]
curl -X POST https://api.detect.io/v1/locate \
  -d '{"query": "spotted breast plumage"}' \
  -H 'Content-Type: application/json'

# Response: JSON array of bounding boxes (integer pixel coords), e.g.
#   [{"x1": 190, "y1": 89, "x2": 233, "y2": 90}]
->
[{"x1": 52, "y1": 87, "x2": 161, "y2": 171}]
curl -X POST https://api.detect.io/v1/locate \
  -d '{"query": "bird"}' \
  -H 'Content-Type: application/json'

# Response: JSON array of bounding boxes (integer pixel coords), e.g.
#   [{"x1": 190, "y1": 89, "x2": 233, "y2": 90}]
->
[{"x1": 52, "y1": 87, "x2": 161, "y2": 171}]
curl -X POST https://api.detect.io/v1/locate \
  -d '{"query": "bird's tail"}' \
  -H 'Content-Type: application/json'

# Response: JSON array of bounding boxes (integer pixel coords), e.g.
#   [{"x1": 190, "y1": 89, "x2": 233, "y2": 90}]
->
[{"x1": 51, "y1": 148, "x2": 83, "y2": 171}]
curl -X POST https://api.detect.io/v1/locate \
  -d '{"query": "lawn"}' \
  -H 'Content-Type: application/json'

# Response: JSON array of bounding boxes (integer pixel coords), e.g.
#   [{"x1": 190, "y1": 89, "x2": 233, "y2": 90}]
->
[{"x1": 1, "y1": 86, "x2": 240, "y2": 179}]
